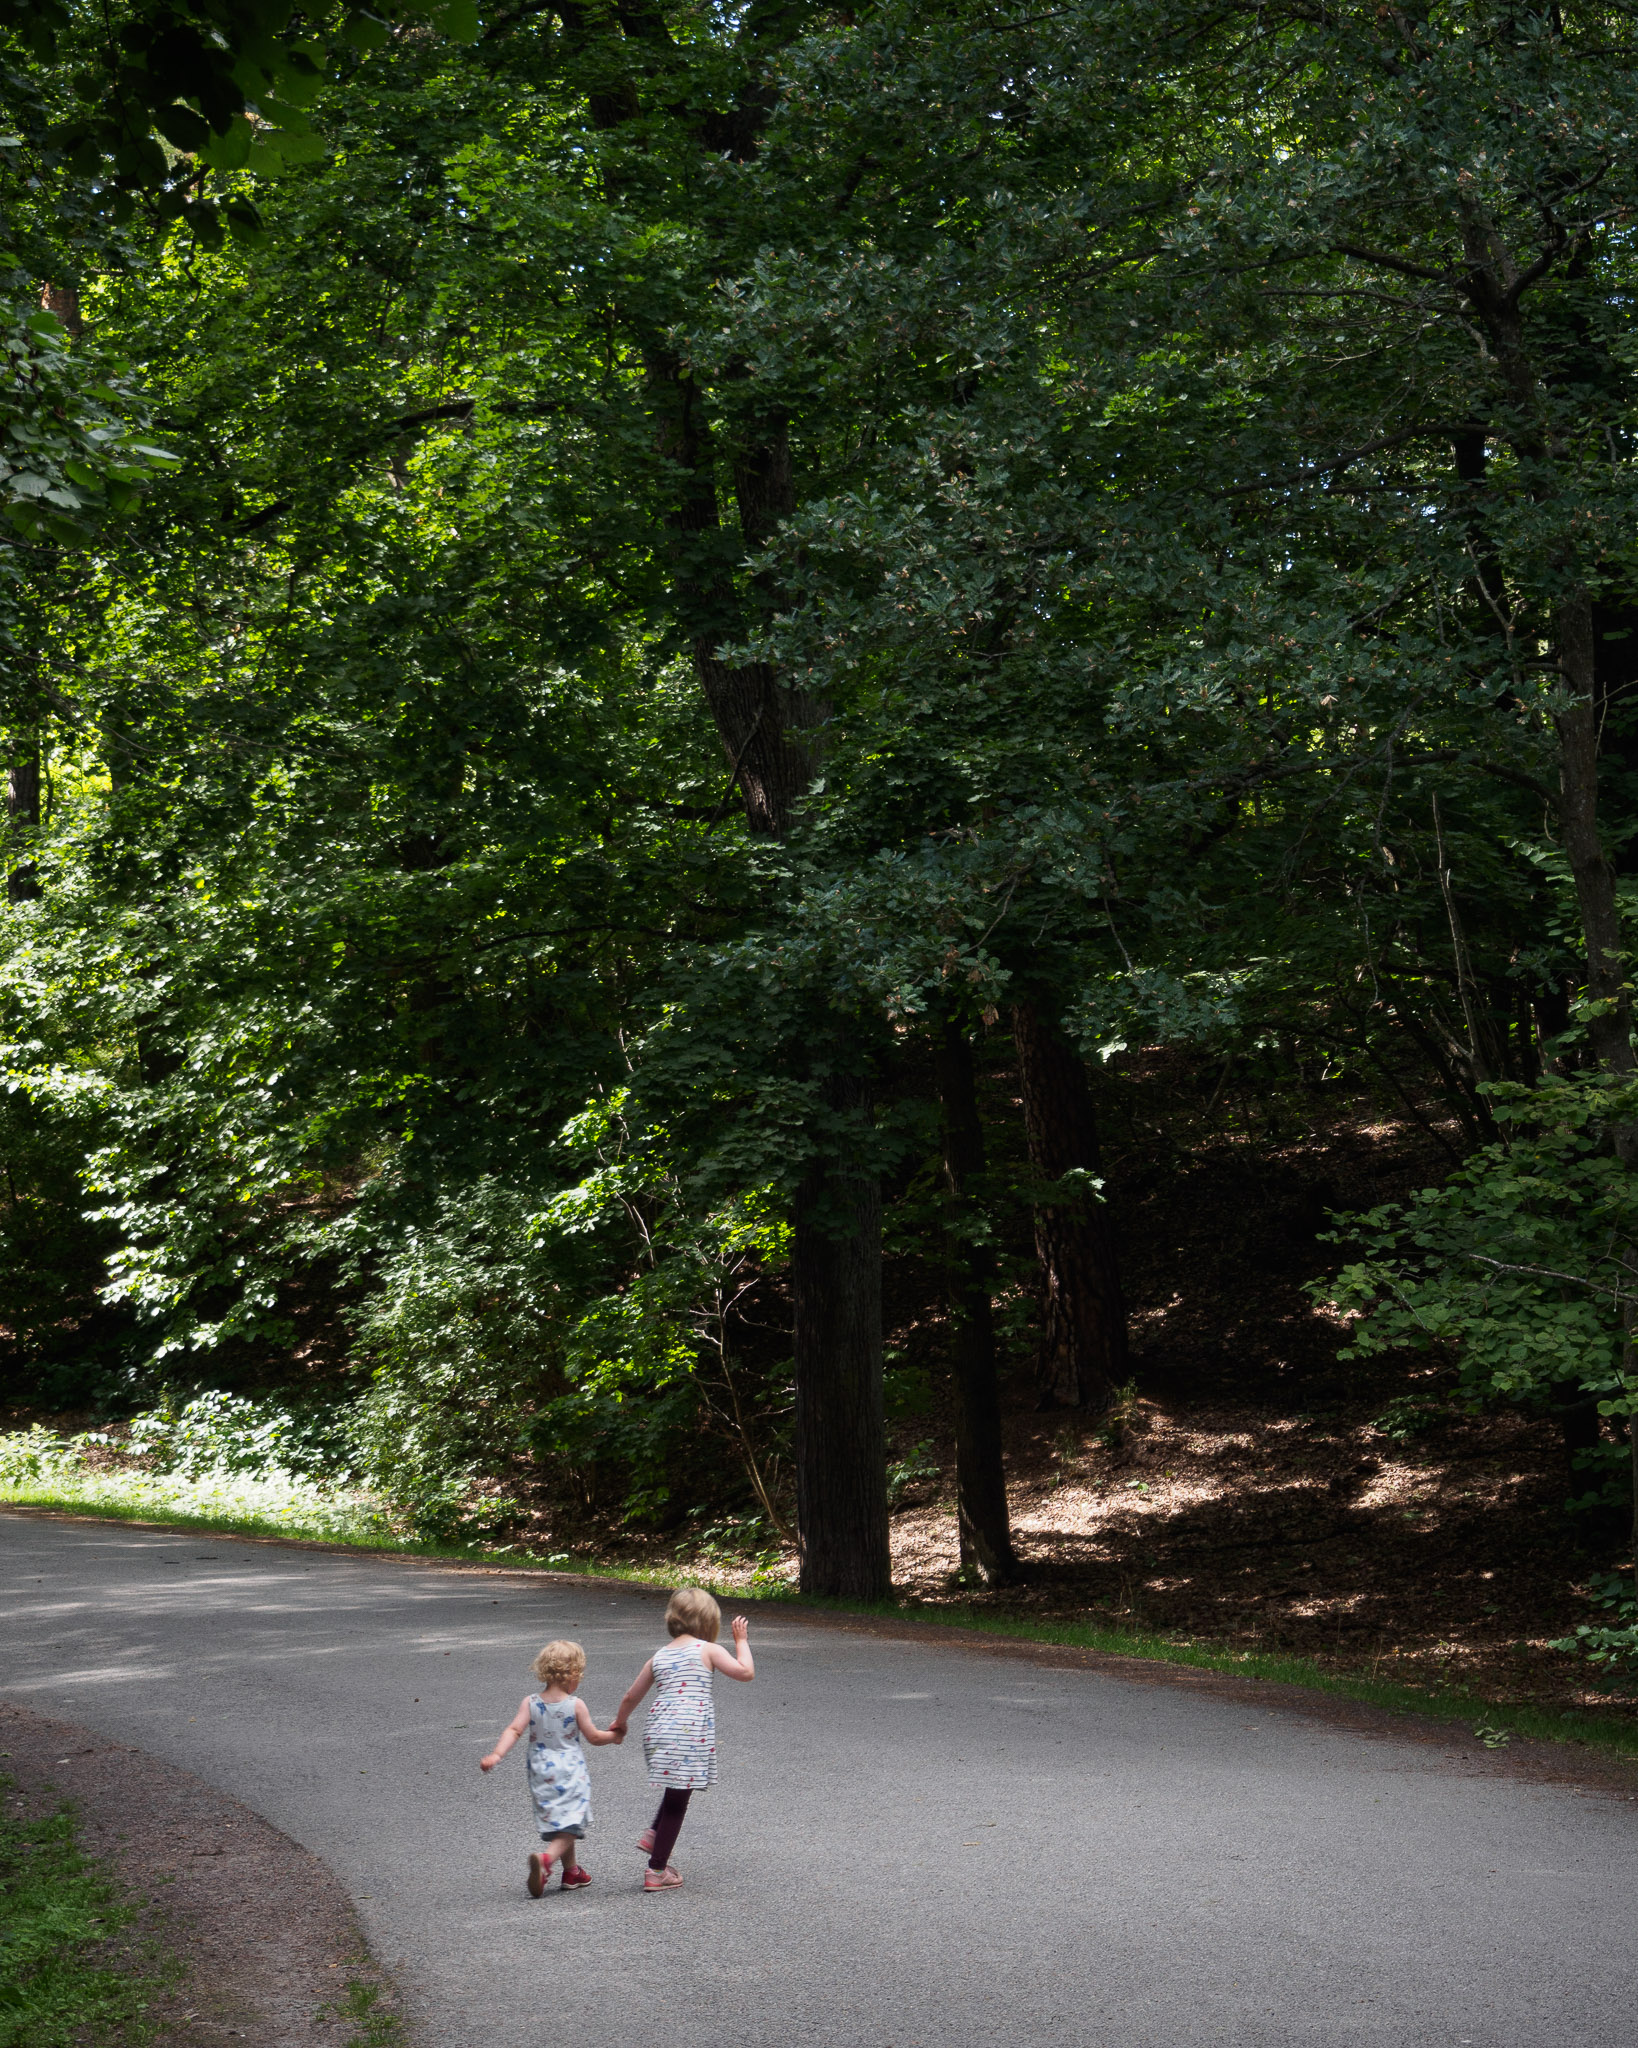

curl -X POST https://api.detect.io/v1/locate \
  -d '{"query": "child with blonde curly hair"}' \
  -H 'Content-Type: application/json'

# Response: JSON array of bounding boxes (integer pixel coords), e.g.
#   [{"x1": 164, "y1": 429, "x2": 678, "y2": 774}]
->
[
  {"x1": 481, "y1": 1639, "x2": 623, "y2": 1896},
  {"x1": 610, "y1": 1587, "x2": 754, "y2": 1892}
]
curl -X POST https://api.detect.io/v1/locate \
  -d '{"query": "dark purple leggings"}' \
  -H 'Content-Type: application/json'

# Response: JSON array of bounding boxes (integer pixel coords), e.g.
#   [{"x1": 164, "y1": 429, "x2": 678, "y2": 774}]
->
[{"x1": 649, "y1": 1787, "x2": 691, "y2": 1870}]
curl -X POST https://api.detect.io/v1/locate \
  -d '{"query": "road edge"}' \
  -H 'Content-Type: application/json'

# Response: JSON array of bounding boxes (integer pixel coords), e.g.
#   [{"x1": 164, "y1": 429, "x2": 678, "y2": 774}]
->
[
  {"x1": 8, "y1": 1498, "x2": 1638, "y2": 1802},
  {"x1": 0, "y1": 1695, "x2": 407, "y2": 2048}
]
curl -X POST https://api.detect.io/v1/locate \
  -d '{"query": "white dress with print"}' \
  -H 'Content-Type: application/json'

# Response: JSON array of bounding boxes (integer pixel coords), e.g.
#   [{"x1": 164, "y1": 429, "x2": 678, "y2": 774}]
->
[
  {"x1": 526, "y1": 1694, "x2": 592, "y2": 1838},
  {"x1": 643, "y1": 1640, "x2": 717, "y2": 1789}
]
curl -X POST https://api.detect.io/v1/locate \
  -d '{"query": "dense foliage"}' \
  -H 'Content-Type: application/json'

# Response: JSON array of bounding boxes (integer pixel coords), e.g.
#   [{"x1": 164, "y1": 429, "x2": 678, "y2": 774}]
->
[{"x1": 5, "y1": 1, "x2": 1638, "y2": 1639}]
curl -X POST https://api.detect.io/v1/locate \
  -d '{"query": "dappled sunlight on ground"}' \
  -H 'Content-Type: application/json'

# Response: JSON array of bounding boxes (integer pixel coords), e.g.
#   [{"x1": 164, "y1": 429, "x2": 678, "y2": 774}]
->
[{"x1": 879, "y1": 1392, "x2": 1632, "y2": 1715}]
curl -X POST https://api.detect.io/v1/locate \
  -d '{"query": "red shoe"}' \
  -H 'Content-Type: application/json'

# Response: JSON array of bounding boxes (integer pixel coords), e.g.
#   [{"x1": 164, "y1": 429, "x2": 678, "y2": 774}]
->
[
  {"x1": 560, "y1": 1864, "x2": 592, "y2": 1889},
  {"x1": 636, "y1": 1828, "x2": 656, "y2": 1854},
  {"x1": 643, "y1": 1863, "x2": 683, "y2": 1891}
]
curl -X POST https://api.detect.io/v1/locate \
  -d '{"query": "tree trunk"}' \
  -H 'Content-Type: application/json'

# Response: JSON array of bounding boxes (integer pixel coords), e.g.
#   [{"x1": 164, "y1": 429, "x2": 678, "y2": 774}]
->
[
  {"x1": 1431, "y1": 792, "x2": 1501, "y2": 1089},
  {"x1": 1631, "y1": 1386, "x2": 1638, "y2": 1575},
  {"x1": 935, "y1": 1017, "x2": 1018, "y2": 1585},
  {"x1": 644, "y1": 356, "x2": 817, "y2": 835},
  {"x1": 6, "y1": 740, "x2": 40, "y2": 903},
  {"x1": 559, "y1": 15, "x2": 889, "y2": 1594},
  {"x1": 1554, "y1": 592, "x2": 1638, "y2": 1576},
  {"x1": 1554, "y1": 591, "x2": 1637, "y2": 1086},
  {"x1": 1012, "y1": 1000, "x2": 1128, "y2": 1412},
  {"x1": 792, "y1": 1074, "x2": 891, "y2": 1598},
  {"x1": 644, "y1": 364, "x2": 889, "y2": 1585},
  {"x1": 645, "y1": 359, "x2": 887, "y2": 1591},
  {"x1": 1444, "y1": 188, "x2": 1638, "y2": 1601},
  {"x1": 40, "y1": 283, "x2": 82, "y2": 338}
]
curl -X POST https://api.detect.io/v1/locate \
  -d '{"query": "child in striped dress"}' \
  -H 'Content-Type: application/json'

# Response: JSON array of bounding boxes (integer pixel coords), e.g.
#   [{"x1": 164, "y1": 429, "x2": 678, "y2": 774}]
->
[{"x1": 610, "y1": 1588, "x2": 754, "y2": 1891}]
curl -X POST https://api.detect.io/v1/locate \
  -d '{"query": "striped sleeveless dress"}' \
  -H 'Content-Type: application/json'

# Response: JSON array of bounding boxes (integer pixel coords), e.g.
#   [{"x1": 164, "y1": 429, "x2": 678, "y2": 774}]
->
[{"x1": 642, "y1": 1639, "x2": 717, "y2": 1789}]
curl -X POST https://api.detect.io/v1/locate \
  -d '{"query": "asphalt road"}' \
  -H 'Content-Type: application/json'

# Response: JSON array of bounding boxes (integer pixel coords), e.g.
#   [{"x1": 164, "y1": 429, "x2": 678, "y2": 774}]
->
[{"x1": 3, "y1": 1516, "x2": 1634, "y2": 2048}]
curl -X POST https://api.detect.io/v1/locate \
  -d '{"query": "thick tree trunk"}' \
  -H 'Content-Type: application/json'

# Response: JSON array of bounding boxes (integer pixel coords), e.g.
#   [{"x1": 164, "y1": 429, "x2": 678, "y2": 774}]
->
[
  {"x1": 792, "y1": 1074, "x2": 891, "y2": 1599},
  {"x1": 562, "y1": 20, "x2": 888, "y2": 1594},
  {"x1": 935, "y1": 1018, "x2": 1018, "y2": 1585},
  {"x1": 1012, "y1": 1001, "x2": 1128, "y2": 1412},
  {"x1": 6, "y1": 741, "x2": 40, "y2": 903},
  {"x1": 645, "y1": 365, "x2": 888, "y2": 1584}
]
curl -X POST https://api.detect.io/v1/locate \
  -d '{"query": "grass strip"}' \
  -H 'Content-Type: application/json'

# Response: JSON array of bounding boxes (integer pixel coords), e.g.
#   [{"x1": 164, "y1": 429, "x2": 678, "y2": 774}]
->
[
  {"x1": 0, "y1": 1474, "x2": 707, "y2": 1566},
  {"x1": 0, "y1": 1777, "x2": 166, "y2": 2048},
  {"x1": 787, "y1": 1595, "x2": 1638, "y2": 1759},
  {"x1": 8, "y1": 1482, "x2": 1638, "y2": 1760}
]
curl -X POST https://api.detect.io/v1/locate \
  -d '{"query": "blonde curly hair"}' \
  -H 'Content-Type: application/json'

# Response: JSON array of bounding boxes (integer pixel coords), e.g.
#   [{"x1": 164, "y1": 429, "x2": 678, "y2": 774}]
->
[{"x1": 533, "y1": 1639, "x2": 587, "y2": 1689}]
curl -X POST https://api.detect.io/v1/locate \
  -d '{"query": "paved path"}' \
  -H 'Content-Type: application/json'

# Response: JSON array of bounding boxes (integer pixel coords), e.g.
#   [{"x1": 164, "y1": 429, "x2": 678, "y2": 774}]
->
[{"x1": 3, "y1": 1516, "x2": 1634, "y2": 2047}]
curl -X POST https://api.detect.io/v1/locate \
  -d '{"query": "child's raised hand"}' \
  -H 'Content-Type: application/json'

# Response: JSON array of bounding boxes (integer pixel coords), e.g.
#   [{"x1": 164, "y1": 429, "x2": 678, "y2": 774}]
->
[{"x1": 717, "y1": 1616, "x2": 754, "y2": 1681}]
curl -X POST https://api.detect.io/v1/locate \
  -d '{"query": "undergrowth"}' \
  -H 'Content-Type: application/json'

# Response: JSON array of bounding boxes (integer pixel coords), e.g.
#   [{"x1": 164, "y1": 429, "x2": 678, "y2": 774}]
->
[
  {"x1": 0, "y1": 1424, "x2": 392, "y2": 1546},
  {"x1": 0, "y1": 1466, "x2": 390, "y2": 1544},
  {"x1": 0, "y1": 1779, "x2": 165, "y2": 2048}
]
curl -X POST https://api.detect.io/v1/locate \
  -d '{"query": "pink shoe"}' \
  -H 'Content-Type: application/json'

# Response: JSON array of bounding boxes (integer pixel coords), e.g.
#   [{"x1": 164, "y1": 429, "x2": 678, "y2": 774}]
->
[
  {"x1": 636, "y1": 1828, "x2": 656, "y2": 1855},
  {"x1": 527, "y1": 1853, "x2": 549, "y2": 1899},
  {"x1": 560, "y1": 1864, "x2": 592, "y2": 1889},
  {"x1": 643, "y1": 1864, "x2": 683, "y2": 1892}
]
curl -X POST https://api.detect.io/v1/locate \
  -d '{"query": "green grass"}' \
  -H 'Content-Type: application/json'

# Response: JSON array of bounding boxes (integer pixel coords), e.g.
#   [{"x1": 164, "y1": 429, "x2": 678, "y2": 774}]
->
[
  {"x1": 321, "y1": 1977, "x2": 404, "y2": 2048},
  {"x1": 0, "y1": 1779, "x2": 167, "y2": 2048},
  {"x1": 9, "y1": 1476, "x2": 1638, "y2": 1764},
  {"x1": 805, "y1": 1596, "x2": 1638, "y2": 1760}
]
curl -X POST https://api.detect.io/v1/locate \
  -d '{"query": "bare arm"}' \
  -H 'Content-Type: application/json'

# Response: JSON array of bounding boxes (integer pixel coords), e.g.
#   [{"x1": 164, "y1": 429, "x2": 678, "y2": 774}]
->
[
  {"x1": 480, "y1": 1698, "x2": 532, "y2": 1772},
  {"x1": 609, "y1": 1658, "x2": 655, "y2": 1735},
  {"x1": 574, "y1": 1697, "x2": 622, "y2": 1746},
  {"x1": 705, "y1": 1616, "x2": 754, "y2": 1681}
]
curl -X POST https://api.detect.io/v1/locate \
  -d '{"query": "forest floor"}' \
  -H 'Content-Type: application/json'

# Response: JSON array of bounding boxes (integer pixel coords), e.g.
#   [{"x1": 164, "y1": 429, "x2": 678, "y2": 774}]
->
[{"x1": 581, "y1": 1057, "x2": 1638, "y2": 1724}]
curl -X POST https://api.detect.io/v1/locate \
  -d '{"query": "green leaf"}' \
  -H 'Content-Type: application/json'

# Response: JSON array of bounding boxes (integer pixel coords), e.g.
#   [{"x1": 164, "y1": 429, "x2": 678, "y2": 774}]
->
[
  {"x1": 256, "y1": 99, "x2": 315, "y2": 136},
  {"x1": 247, "y1": 130, "x2": 328, "y2": 174},
  {"x1": 223, "y1": 200, "x2": 266, "y2": 245},
  {"x1": 199, "y1": 118, "x2": 254, "y2": 172},
  {"x1": 427, "y1": 0, "x2": 481, "y2": 44},
  {"x1": 154, "y1": 103, "x2": 212, "y2": 154},
  {"x1": 269, "y1": 49, "x2": 327, "y2": 108},
  {"x1": 342, "y1": 10, "x2": 395, "y2": 50}
]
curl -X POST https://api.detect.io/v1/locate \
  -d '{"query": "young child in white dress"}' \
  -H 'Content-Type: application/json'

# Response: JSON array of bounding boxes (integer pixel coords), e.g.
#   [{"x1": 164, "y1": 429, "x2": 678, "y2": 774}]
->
[
  {"x1": 481, "y1": 1639, "x2": 623, "y2": 1896},
  {"x1": 609, "y1": 1588, "x2": 754, "y2": 1892}
]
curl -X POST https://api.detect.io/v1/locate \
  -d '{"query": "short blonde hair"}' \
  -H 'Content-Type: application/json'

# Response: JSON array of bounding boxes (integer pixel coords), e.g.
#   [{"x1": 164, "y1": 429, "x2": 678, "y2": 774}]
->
[
  {"x1": 666, "y1": 1587, "x2": 721, "y2": 1641},
  {"x1": 533, "y1": 1639, "x2": 586, "y2": 1689}
]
